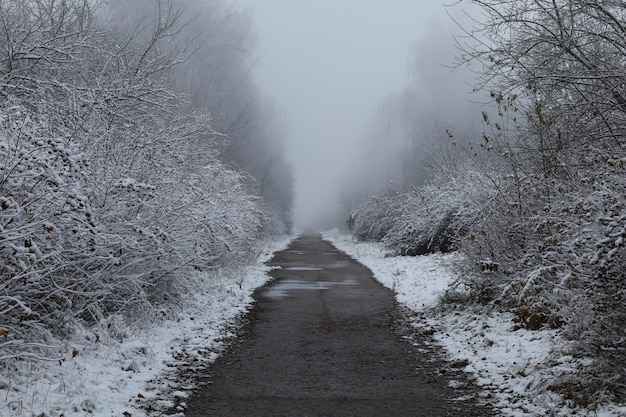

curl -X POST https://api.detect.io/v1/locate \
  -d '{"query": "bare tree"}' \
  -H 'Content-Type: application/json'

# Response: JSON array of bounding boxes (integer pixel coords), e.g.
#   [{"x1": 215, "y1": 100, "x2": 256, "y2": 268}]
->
[
  {"x1": 0, "y1": 0, "x2": 271, "y2": 372},
  {"x1": 457, "y1": 0, "x2": 626, "y2": 150},
  {"x1": 451, "y1": 0, "x2": 626, "y2": 403}
]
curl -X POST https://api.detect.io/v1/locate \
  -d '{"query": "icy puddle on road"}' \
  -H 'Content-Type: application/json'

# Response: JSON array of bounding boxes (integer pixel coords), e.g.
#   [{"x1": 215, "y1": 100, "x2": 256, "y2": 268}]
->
[
  {"x1": 280, "y1": 260, "x2": 351, "y2": 271},
  {"x1": 262, "y1": 278, "x2": 357, "y2": 298},
  {"x1": 282, "y1": 266, "x2": 323, "y2": 271}
]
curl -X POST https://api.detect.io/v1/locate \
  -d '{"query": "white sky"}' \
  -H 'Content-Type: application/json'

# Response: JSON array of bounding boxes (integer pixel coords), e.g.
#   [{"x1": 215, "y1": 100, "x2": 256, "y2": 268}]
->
[{"x1": 228, "y1": 1, "x2": 456, "y2": 229}]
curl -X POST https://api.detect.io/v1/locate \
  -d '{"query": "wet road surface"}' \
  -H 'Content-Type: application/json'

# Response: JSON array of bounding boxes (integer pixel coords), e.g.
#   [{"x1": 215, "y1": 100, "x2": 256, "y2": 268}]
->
[{"x1": 185, "y1": 233, "x2": 492, "y2": 416}]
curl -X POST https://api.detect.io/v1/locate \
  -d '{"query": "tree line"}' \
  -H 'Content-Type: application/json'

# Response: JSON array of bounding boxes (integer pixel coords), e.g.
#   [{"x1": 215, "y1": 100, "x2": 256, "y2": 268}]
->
[
  {"x1": 0, "y1": 0, "x2": 293, "y2": 366},
  {"x1": 344, "y1": 0, "x2": 626, "y2": 405}
]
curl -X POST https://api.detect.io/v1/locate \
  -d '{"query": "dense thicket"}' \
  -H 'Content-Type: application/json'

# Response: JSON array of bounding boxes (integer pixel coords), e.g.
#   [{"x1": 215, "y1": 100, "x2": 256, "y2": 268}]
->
[
  {"x1": 106, "y1": 0, "x2": 295, "y2": 233},
  {"x1": 453, "y1": 0, "x2": 626, "y2": 403},
  {"x1": 0, "y1": 0, "x2": 291, "y2": 368},
  {"x1": 347, "y1": 0, "x2": 626, "y2": 404}
]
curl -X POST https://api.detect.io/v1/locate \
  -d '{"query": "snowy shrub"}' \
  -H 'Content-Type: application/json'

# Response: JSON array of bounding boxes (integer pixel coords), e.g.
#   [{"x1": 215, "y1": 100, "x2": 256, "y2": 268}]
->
[
  {"x1": 451, "y1": 0, "x2": 626, "y2": 402},
  {"x1": 348, "y1": 168, "x2": 493, "y2": 257},
  {"x1": 383, "y1": 170, "x2": 492, "y2": 255},
  {"x1": 0, "y1": 0, "x2": 276, "y2": 373},
  {"x1": 452, "y1": 157, "x2": 626, "y2": 401},
  {"x1": 348, "y1": 191, "x2": 409, "y2": 242},
  {"x1": 346, "y1": 191, "x2": 410, "y2": 246},
  {"x1": 0, "y1": 103, "x2": 98, "y2": 361}
]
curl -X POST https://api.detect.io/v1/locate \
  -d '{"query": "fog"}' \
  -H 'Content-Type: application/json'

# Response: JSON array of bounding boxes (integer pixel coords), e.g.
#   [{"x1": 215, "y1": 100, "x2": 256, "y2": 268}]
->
[{"x1": 229, "y1": 0, "x2": 480, "y2": 230}]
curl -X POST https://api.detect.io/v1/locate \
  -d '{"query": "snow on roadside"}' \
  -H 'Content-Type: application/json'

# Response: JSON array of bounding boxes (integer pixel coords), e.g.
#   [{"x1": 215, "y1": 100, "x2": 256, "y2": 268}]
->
[
  {"x1": 324, "y1": 229, "x2": 626, "y2": 417},
  {"x1": 324, "y1": 230, "x2": 456, "y2": 311},
  {"x1": 1, "y1": 235, "x2": 293, "y2": 417}
]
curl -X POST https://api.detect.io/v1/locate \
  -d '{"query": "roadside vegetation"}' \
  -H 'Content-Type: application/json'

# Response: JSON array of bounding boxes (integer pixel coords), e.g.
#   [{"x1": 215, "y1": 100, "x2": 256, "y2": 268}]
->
[
  {"x1": 0, "y1": 0, "x2": 293, "y2": 391},
  {"x1": 344, "y1": 0, "x2": 626, "y2": 406}
]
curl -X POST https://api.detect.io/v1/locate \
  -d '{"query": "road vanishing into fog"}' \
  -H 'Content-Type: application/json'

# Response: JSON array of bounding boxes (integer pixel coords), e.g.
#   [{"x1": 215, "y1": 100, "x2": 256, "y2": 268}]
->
[{"x1": 185, "y1": 233, "x2": 493, "y2": 416}]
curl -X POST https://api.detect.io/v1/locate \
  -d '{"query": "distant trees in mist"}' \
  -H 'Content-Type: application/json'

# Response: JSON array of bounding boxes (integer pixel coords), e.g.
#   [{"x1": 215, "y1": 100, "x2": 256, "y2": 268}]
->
[
  {"x1": 339, "y1": 17, "x2": 483, "y2": 226},
  {"x1": 344, "y1": 0, "x2": 626, "y2": 405},
  {"x1": 0, "y1": 0, "x2": 292, "y2": 368}
]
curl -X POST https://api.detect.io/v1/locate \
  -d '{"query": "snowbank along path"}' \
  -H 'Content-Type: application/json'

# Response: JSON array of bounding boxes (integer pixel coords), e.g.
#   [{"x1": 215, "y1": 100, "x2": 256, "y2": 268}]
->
[{"x1": 185, "y1": 233, "x2": 492, "y2": 416}]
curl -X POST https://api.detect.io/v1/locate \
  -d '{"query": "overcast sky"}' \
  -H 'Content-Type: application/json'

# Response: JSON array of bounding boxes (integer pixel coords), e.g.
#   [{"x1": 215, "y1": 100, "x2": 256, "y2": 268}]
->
[{"x1": 228, "y1": 1, "x2": 464, "y2": 229}]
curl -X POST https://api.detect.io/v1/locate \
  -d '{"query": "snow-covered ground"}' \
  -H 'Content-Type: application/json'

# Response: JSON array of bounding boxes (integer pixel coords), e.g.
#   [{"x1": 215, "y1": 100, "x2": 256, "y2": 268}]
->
[
  {"x1": 325, "y1": 230, "x2": 626, "y2": 417},
  {"x1": 1, "y1": 235, "x2": 293, "y2": 417}
]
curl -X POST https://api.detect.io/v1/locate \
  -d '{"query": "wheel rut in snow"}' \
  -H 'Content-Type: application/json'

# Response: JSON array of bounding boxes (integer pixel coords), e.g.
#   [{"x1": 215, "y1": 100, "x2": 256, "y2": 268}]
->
[{"x1": 185, "y1": 233, "x2": 493, "y2": 417}]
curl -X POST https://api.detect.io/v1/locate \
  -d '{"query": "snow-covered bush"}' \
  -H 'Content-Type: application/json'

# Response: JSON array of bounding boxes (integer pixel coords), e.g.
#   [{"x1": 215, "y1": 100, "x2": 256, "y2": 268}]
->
[
  {"x1": 348, "y1": 191, "x2": 409, "y2": 242},
  {"x1": 0, "y1": 103, "x2": 98, "y2": 361},
  {"x1": 348, "y1": 166, "x2": 493, "y2": 257},
  {"x1": 452, "y1": 156, "x2": 626, "y2": 402},
  {"x1": 451, "y1": 0, "x2": 626, "y2": 403},
  {"x1": 0, "y1": 0, "x2": 276, "y2": 374},
  {"x1": 383, "y1": 170, "x2": 492, "y2": 255}
]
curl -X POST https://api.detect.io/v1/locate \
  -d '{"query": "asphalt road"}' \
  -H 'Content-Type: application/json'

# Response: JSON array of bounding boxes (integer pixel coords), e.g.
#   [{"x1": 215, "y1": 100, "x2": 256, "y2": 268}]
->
[{"x1": 185, "y1": 233, "x2": 492, "y2": 416}]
